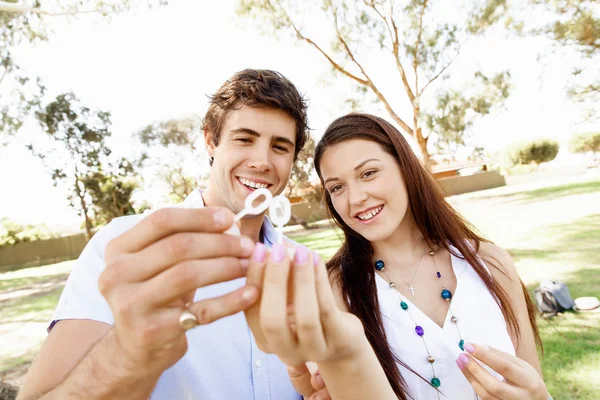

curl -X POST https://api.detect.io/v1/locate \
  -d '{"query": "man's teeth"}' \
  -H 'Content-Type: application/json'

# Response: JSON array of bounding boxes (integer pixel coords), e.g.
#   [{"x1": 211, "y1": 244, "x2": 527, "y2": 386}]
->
[
  {"x1": 358, "y1": 206, "x2": 383, "y2": 220},
  {"x1": 239, "y1": 177, "x2": 269, "y2": 189}
]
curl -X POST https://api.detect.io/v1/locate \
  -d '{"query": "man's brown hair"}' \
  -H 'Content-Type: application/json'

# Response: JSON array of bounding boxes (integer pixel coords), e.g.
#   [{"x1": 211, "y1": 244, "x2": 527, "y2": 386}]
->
[{"x1": 202, "y1": 69, "x2": 309, "y2": 163}]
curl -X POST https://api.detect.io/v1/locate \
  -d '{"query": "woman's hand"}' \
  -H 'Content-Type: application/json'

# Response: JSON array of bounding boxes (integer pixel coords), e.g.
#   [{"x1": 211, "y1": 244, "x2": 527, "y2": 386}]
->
[
  {"x1": 243, "y1": 243, "x2": 366, "y2": 366},
  {"x1": 457, "y1": 343, "x2": 549, "y2": 400},
  {"x1": 286, "y1": 364, "x2": 330, "y2": 400}
]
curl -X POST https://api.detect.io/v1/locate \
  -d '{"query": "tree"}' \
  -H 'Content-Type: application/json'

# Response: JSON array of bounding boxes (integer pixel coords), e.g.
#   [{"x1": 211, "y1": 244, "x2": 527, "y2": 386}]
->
[
  {"x1": 136, "y1": 116, "x2": 208, "y2": 203},
  {"x1": 30, "y1": 92, "x2": 140, "y2": 239},
  {"x1": 426, "y1": 71, "x2": 511, "y2": 155},
  {"x1": 285, "y1": 135, "x2": 317, "y2": 199},
  {"x1": 505, "y1": 138, "x2": 560, "y2": 167},
  {"x1": 0, "y1": 0, "x2": 167, "y2": 140},
  {"x1": 569, "y1": 131, "x2": 600, "y2": 166},
  {"x1": 238, "y1": 0, "x2": 513, "y2": 169},
  {"x1": 513, "y1": 0, "x2": 599, "y2": 118}
]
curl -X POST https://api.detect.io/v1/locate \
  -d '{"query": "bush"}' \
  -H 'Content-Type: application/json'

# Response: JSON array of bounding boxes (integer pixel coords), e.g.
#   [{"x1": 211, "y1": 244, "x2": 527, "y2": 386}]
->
[
  {"x1": 569, "y1": 132, "x2": 600, "y2": 155},
  {"x1": 505, "y1": 139, "x2": 560, "y2": 167},
  {"x1": 0, "y1": 219, "x2": 59, "y2": 247}
]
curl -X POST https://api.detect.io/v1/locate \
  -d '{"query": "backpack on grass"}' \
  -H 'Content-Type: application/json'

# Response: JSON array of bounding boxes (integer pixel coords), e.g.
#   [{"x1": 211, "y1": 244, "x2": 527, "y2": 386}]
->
[{"x1": 534, "y1": 280, "x2": 575, "y2": 318}]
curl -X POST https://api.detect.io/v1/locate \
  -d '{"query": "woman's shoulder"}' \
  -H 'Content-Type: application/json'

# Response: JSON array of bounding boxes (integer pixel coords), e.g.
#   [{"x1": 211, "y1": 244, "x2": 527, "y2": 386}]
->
[{"x1": 476, "y1": 241, "x2": 521, "y2": 288}]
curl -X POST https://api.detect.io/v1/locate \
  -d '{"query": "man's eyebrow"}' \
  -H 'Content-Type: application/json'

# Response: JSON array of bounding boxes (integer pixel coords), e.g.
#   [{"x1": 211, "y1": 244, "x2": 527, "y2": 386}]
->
[{"x1": 231, "y1": 128, "x2": 295, "y2": 147}]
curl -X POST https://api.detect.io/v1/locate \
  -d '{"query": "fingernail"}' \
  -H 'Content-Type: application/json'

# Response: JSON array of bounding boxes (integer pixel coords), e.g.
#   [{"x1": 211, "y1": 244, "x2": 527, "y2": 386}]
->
[
  {"x1": 295, "y1": 245, "x2": 308, "y2": 264},
  {"x1": 455, "y1": 357, "x2": 465, "y2": 370},
  {"x1": 313, "y1": 252, "x2": 321, "y2": 267},
  {"x1": 271, "y1": 244, "x2": 285, "y2": 262},
  {"x1": 253, "y1": 242, "x2": 266, "y2": 262},
  {"x1": 240, "y1": 258, "x2": 249, "y2": 272},
  {"x1": 464, "y1": 342, "x2": 475, "y2": 354},
  {"x1": 315, "y1": 372, "x2": 324, "y2": 387},
  {"x1": 459, "y1": 353, "x2": 470, "y2": 365},
  {"x1": 242, "y1": 286, "x2": 257, "y2": 302},
  {"x1": 241, "y1": 237, "x2": 254, "y2": 256},
  {"x1": 213, "y1": 209, "x2": 228, "y2": 226}
]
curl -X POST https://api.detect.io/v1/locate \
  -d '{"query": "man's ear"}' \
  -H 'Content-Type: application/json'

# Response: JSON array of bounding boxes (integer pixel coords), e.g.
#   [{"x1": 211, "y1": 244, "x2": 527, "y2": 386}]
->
[{"x1": 204, "y1": 129, "x2": 216, "y2": 159}]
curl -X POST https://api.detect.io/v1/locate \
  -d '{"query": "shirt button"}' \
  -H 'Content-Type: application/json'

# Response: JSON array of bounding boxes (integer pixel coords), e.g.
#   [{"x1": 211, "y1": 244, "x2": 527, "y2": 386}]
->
[{"x1": 255, "y1": 359, "x2": 263, "y2": 368}]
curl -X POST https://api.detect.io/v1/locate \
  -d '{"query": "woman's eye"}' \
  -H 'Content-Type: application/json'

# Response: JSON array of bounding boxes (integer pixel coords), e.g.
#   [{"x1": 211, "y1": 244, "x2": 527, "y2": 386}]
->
[
  {"x1": 362, "y1": 170, "x2": 376, "y2": 178},
  {"x1": 330, "y1": 185, "x2": 342, "y2": 193}
]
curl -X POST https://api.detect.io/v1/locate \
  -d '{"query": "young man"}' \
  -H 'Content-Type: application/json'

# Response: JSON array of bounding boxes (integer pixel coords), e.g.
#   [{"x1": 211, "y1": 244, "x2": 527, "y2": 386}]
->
[{"x1": 18, "y1": 69, "x2": 310, "y2": 400}]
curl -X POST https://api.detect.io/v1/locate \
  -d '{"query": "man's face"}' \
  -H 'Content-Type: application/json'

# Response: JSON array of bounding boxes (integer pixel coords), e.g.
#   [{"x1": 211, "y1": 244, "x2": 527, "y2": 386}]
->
[{"x1": 205, "y1": 105, "x2": 297, "y2": 215}]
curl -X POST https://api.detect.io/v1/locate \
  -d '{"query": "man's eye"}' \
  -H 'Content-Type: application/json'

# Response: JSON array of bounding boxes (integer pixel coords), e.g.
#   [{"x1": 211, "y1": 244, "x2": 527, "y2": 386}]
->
[
  {"x1": 237, "y1": 138, "x2": 252, "y2": 143},
  {"x1": 274, "y1": 145, "x2": 289, "y2": 152}
]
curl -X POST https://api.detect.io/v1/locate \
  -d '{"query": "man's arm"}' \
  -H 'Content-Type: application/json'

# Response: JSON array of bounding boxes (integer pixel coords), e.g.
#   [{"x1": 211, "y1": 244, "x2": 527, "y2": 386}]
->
[
  {"x1": 18, "y1": 207, "x2": 257, "y2": 399},
  {"x1": 19, "y1": 322, "x2": 160, "y2": 400}
]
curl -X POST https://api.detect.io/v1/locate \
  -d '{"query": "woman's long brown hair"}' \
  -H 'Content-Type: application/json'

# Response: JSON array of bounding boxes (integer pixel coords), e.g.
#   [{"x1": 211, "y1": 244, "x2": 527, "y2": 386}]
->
[{"x1": 314, "y1": 113, "x2": 541, "y2": 399}]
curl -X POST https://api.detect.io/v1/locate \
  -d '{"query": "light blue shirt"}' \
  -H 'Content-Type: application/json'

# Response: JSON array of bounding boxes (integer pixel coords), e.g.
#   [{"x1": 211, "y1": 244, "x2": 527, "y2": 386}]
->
[{"x1": 50, "y1": 189, "x2": 301, "y2": 399}]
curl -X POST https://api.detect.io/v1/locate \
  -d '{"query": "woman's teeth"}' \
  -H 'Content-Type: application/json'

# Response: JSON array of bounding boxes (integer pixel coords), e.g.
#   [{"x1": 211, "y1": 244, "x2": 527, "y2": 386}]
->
[{"x1": 358, "y1": 206, "x2": 382, "y2": 220}]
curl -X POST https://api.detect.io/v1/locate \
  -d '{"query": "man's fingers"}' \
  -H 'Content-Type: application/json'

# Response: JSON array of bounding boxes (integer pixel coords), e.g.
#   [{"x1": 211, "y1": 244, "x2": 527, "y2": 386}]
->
[
  {"x1": 286, "y1": 364, "x2": 315, "y2": 397},
  {"x1": 310, "y1": 388, "x2": 332, "y2": 400},
  {"x1": 107, "y1": 207, "x2": 235, "y2": 254},
  {"x1": 310, "y1": 370, "x2": 326, "y2": 391},
  {"x1": 111, "y1": 232, "x2": 254, "y2": 282},
  {"x1": 140, "y1": 257, "x2": 249, "y2": 308},
  {"x1": 187, "y1": 284, "x2": 259, "y2": 325}
]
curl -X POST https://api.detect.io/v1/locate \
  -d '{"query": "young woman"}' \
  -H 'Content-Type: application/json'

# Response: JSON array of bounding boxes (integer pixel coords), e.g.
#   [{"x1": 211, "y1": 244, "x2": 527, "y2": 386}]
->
[{"x1": 306, "y1": 113, "x2": 550, "y2": 400}]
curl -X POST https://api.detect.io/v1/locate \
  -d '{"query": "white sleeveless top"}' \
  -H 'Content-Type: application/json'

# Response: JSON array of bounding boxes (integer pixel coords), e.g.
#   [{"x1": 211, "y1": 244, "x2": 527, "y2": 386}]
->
[{"x1": 375, "y1": 248, "x2": 515, "y2": 400}]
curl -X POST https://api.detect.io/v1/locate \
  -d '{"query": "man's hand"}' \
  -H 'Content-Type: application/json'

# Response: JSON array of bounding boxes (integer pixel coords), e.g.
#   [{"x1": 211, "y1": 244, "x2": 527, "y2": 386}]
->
[{"x1": 99, "y1": 206, "x2": 259, "y2": 378}]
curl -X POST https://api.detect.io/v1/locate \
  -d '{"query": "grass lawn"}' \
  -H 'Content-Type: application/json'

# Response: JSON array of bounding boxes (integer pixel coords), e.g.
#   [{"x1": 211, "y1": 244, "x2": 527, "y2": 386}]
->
[{"x1": 1, "y1": 172, "x2": 598, "y2": 398}]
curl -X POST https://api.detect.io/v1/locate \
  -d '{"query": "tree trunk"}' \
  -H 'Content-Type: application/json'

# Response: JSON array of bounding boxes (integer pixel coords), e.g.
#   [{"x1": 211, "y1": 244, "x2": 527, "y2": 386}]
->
[
  {"x1": 415, "y1": 126, "x2": 432, "y2": 171},
  {"x1": 75, "y1": 179, "x2": 94, "y2": 240}
]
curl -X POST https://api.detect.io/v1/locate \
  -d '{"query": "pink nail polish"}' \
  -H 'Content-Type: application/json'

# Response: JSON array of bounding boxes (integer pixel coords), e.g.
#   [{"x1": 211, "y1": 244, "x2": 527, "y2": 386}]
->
[
  {"x1": 464, "y1": 342, "x2": 475, "y2": 354},
  {"x1": 271, "y1": 244, "x2": 285, "y2": 262},
  {"x1": 459, "y1": 353, "x2": 470, "y2": 365},
  {"x1": 253, "y1": 243, "x2": 266, "y2": 262},
  {"x1": 455, "y1": 358, "x2": 464, "y2": 370},
  {"x1": 295, "y1": 245, "x2": 308, "y2": 264}
]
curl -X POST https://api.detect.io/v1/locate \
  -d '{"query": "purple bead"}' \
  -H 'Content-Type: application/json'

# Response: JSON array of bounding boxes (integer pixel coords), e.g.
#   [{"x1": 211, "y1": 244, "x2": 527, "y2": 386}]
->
[
  {"x1": 415, "y1": 326, "x2": 424, "y2": 336},
  {"x1": 436, "y1": 272, "x2": 441, "y2": 278}
]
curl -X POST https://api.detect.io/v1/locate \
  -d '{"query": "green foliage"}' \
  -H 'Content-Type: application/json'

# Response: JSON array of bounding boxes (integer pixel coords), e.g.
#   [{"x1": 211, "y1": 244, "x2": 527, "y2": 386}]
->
[
  {"x1": 0, "y1": 218, "x2": 58, "y2": 247},
  {"x1": 31, "y1": 92, "x2": 141, "y2": 238},
  {"x1": 505, "y1": 138, "x2": 560, "y2": 166},
  {"x1": 286, "y1": 135, "x2": 316, "y2": 199},
  {"x1": 425, "y1": 71, "x2": 511, "y2": 154},
  {"x1": 569, "y1": 131, "x2": 600, "y2": 154},
  {"x1": 135, "y1": 116, "x2": 206, "y2": 203}
]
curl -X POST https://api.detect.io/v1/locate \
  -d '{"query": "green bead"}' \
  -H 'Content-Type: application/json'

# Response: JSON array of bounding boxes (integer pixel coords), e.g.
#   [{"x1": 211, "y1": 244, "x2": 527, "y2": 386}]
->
[
  {"x1": 431, "y1": 377, "x2": 441, "y2": 388},
  {"x1": 400, "y1": 301, "x2": 408, "y2": 310},
  {"x1": 459, "y1": 340, "x2": 465, "y2": 350}
]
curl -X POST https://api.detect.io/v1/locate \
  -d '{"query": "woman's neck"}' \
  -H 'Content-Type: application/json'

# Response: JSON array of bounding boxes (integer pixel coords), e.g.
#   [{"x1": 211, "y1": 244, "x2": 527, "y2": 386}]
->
[{"x1": 372, "y1": 213, "x2": 427, "y2": 268}]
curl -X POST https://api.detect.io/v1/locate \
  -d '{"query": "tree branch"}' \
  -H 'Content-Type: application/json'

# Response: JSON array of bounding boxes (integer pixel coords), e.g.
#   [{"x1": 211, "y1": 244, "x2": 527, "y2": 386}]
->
[
  {"x1": 0, "y1": 1, "x2": 110, "y2": 16},
  {"x1": 389, "y1": 5, "x2": 416, "y2": 103},
  {"x1": 420, "y1": 39, "x2": 467, "y2": 96},
  {"x1": 271, "y1": 0, "x2": 369, "y2": 85},
  {"x1": 413, "y1": 0, "x2": 429, "y2": 94}
]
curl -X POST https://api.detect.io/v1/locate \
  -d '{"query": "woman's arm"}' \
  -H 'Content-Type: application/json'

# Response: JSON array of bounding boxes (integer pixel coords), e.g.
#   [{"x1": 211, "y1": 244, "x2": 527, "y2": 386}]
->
[{"x1": 479, "y1": 242, "x2": 542, "y2": 375}]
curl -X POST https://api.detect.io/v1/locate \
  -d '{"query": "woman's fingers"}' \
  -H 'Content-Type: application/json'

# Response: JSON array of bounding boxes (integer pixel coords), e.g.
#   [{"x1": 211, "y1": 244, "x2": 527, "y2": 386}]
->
[
  {"x1": 457, "y1": 353, "x2": 522, "y2": 399},
  {"x1": 286, "y1": 363, "x2": 315, "y2": 397},
  {"x1": 293, "y1": 246, "x2": 327, "y2": 357},
  {"x1": 464, "y1": 343, "x2": 532, "y2": 386},
  {"x1": 259, "y1": 244, "x2": 296, "y2": 357},
  {"x1": 313, "y1": 252, "x2": 342, "y2": 336},
  {"x1": 244, "y1": 243, "x2": 269, "y2": 350}
]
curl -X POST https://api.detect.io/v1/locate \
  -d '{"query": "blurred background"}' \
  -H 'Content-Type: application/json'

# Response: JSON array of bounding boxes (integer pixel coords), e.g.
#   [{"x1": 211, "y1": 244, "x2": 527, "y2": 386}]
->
[{"x1": 0, "y1": 0, "x2": 598, "y2": 399}]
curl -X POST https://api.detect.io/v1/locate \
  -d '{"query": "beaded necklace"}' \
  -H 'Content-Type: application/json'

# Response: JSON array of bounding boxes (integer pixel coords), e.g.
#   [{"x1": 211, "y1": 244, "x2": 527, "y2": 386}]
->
[{"x1": 374, "y1": 247, "x2": 467, "y2": 398}]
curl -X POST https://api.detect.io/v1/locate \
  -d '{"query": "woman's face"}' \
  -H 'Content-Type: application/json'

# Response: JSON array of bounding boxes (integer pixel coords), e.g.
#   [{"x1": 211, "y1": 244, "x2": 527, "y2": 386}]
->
[{"x1": 319, "y1": 139, "x2": 410, "y2": 242}]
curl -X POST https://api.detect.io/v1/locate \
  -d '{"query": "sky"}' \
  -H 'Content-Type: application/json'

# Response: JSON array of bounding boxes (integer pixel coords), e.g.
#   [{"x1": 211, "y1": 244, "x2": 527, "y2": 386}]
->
[{"x1": 0, "y1": 0, "x2": 595, "y2": 231}]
